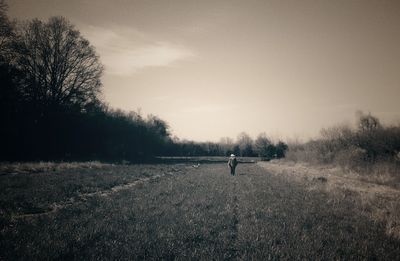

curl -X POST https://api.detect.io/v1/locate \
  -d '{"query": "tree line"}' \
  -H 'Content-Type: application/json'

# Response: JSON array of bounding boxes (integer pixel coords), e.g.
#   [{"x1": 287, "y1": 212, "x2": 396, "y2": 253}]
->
[
  {"x1": 168, "y1": 132, "x2": 288, "y2": 159},
  {"x1": 0, "y1": 2, "x2": 287, "y2": 162}
]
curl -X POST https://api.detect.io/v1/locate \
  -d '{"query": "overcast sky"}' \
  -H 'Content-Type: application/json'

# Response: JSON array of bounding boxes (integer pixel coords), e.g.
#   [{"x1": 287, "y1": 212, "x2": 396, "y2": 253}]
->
[{"x1": 8, "y1": 0, "x2": 400, "y2": 141}]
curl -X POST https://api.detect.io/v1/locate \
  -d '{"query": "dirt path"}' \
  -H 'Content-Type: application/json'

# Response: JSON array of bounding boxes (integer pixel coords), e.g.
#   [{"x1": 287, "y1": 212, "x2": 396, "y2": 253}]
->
[{"x1": 2, "y1": 163, "x2": 400, "y2": 260}]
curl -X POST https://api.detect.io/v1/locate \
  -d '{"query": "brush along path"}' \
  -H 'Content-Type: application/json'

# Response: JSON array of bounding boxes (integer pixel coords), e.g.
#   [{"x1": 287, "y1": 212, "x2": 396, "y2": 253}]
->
[{"x1": 1, "y1": 163, "x2": 400, "y2": 260}]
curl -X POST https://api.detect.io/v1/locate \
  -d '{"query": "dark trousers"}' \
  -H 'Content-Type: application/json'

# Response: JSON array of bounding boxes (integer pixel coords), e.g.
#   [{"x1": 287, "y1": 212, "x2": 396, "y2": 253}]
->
[{"x1": 230, "y1": 166, "x2": 236, "y2": 176}]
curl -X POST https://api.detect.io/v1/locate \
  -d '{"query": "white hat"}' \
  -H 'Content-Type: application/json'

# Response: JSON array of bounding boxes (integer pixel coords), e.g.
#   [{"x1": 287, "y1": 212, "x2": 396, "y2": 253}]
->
[{"x1": 230, "y1": 154, "x2": 235, "y2": 157}]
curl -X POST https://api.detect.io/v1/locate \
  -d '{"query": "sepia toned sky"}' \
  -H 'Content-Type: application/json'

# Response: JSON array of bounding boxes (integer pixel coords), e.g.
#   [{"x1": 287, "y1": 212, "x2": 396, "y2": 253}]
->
[{"x1": 8, "y1": 0, "x2": 400, "y2": 141}]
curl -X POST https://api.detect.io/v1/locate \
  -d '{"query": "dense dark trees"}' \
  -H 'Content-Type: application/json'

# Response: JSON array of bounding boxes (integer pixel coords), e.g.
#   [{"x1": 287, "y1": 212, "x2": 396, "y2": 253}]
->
[
  {"x1": 0, "y1": 7, "x2": 287, "y2": 162},
  {"x1": 0, "y1": 11, "x2": 172, "y2": 162}
]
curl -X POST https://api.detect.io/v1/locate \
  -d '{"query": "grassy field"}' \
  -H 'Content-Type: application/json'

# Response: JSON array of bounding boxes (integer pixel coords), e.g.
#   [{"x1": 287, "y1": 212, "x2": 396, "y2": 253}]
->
[
  {"x1": 261, "y1": 160, "x2": 400, "y2": 241},
  {"x1": 1, "y1": 160, "x2": 400, "y2": 260}
]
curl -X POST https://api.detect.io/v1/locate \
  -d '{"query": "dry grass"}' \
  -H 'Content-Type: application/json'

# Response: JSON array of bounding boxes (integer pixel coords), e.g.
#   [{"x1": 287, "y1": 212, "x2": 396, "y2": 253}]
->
[
  {"x1": 0, "y1": 161, "x2": 109, "y2": 175},
  {"x1": 260, "y1": 160, "x2": 400, "y2": 240},
  {"x1": 0, "y1": 163, "x2": 184, "y2": 218},
  {"x1": 1, "y1": 161, "x2": 399, "y2": 259},
  {"x1": 356, "y1": 162, "x2": 400, "y2": 187}
]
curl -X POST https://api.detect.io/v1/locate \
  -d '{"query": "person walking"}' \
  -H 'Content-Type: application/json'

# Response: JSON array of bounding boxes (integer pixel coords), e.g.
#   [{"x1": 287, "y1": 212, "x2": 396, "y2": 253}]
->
[{"x1": 228, "y1": 154, "x2": 238, "y2": 176}]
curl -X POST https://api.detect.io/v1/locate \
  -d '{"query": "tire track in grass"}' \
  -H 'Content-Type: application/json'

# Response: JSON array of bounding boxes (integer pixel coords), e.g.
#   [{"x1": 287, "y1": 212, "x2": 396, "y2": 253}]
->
[
  {"x1": 13, "y1": 171, "x2": 177, "y2": 219},
  {"x1": 233, "y1": 164, "x2": 273, "y2": 259},
  {"x1": 225, "y1": 176, "x2": 240, "y2": 259}
]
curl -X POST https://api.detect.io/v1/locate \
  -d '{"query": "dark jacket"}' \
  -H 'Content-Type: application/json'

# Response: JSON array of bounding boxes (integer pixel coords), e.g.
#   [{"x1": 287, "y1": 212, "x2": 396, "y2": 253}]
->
[{"x1": 228, "y1": 157, "x2": 238, "y2": 168}]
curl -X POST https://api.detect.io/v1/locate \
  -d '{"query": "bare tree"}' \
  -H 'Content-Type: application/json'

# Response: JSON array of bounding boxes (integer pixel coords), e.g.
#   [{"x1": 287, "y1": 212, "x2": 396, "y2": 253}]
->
[
  {"x1": 13, "y1": 16, "x2": 103, "y2": 111},
  {"x1": 219, "y1": 137, "x2": 234, "y2": 155},
  {"x1": 254, "y1": 132, "x2": 272, "y2": 157},
  {"x1": 0, "y1": 0, "x2": 14, "y2": 62},
  {"x1": 356, "y1": 111, "x2": 381, "y2": 132},
  {"x1": 237, "y1": 132, "x2": 254, "y2": 156}
]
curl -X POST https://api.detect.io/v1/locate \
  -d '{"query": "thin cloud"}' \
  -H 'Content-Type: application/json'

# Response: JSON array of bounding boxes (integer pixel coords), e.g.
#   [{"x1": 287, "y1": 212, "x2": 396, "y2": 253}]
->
[
  {"x1": 151, "y1": 95, "x2": 172, "y2": 101},
  {"x1": 81, "y1": 25, "x2": 195, "y2": 75},
  {"x1": 182, "y1": 104, "x2": 237, "y2": 114}
]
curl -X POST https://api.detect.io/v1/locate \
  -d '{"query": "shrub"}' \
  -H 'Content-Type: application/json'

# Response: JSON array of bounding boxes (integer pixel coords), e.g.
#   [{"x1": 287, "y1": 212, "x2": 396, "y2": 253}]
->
[{"x1": 286, "y1": 112, "x2": 400, "y2": 176}]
